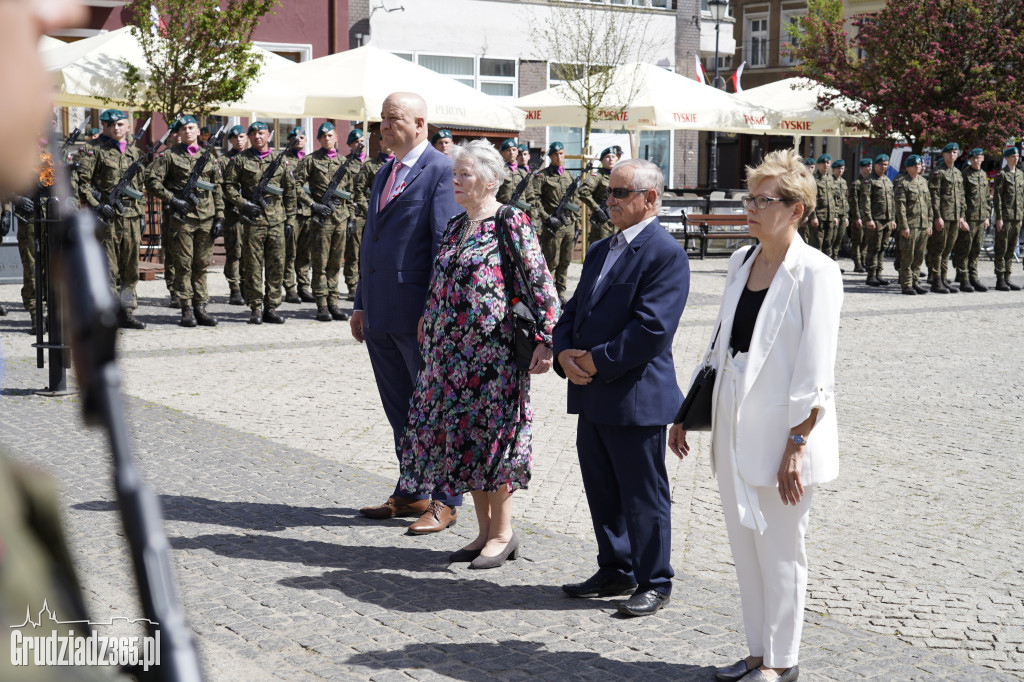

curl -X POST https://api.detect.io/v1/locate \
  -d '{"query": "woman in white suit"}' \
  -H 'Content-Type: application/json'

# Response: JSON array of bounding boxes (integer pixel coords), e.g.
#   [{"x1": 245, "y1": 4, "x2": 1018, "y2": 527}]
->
[{"x1": 669, "y1": 149, "x2": 843, "y2": 682}]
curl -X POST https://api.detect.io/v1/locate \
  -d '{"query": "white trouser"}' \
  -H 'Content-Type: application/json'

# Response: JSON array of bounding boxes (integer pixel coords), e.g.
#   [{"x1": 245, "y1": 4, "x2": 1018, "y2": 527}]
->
[{"x1": 713, "y1": 350, "x2": 813, "y2": 668}]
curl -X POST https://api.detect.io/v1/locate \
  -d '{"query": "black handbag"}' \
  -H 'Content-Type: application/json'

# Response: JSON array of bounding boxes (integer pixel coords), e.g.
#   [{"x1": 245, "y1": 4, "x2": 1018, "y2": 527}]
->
[
  {"x1": 495, "y1": 206, "x2": 542, "y2": 371},
  {"x1": 673, "y1": 246, "x2": 756, "y2": 431}
]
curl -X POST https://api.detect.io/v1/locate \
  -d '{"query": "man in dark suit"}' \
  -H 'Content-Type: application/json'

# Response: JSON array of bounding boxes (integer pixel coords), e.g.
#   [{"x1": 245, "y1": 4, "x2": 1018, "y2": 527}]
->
[
  {"x1": 350, "y1": 92, "x2": 463, "y2": 533},
  {"x1": 553, "y1": 158, "x2": 690, "y2": 617}
]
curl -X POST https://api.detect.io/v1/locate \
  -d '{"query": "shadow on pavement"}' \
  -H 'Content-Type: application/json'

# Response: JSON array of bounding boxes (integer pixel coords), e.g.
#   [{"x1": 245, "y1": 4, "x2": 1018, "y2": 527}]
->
[{"x1": 344, "y1": 640, "x2": 713, "y2": 680}]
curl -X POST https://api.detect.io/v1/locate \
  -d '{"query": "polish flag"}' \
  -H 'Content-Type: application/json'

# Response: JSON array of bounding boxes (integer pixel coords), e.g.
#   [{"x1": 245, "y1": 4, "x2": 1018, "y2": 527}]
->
[
  {"x1": 730, "y1": 62, "x2": 746, "y2": 93},
  {"x1": 695, "y1": 55, "x2": 708, "y2": 85}
]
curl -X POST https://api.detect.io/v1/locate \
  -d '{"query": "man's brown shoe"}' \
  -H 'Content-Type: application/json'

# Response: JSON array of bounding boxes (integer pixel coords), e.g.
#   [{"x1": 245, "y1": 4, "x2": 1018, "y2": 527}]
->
[
  {"x1": 359, "y1": 496, "x2": 430, "y2": 520},
  {"x1": 407, "y1": 500, "x2": 457, "y2": 534}
]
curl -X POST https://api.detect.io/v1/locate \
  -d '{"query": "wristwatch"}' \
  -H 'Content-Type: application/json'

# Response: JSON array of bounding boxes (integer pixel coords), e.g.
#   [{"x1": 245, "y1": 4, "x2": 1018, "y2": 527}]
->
[{"x1": 788, "y1": 434, "x2": 807, "y2": 446}]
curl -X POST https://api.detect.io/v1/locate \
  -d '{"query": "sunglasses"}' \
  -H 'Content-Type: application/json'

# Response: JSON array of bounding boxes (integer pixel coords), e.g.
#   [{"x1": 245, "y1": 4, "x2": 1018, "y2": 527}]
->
[
  {"x1": 609, "y1": 187, "x2": 650, "y2": 200},
  {"x1": 740, "y1": 195, "x2": 793, "y2": 210}
]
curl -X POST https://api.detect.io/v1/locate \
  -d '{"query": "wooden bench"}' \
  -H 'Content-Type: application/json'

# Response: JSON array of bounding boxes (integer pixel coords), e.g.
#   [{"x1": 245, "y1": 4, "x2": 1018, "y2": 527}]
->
[{"x1": 684, "y1": 213, "x2": 756, "y2": 259}]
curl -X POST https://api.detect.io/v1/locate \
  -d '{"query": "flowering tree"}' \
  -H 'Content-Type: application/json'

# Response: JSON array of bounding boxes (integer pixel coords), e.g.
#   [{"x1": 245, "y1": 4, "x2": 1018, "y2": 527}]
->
[{"x1": 791, "y1": 0, "x2": 1024, "y2": 153}]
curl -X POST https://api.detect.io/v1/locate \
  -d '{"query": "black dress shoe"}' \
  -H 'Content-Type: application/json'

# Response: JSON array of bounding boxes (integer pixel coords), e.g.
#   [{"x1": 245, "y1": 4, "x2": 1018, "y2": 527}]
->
[
  {"x1": 617, "y1": 588, "x2": 670, "y2": 617},
  {"x1": 745, "y1": 665, "x2": 799, "y2": 682},
  {"x1": 562, "y1": 572, "x2": 637, "y2": 598},
  {"x1": 715, "y1": 659, "x2": 755, "y2": 682}
]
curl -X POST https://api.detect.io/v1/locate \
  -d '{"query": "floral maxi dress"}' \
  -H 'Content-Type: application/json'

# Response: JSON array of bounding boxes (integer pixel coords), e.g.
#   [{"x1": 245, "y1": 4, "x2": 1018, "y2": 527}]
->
[{"x1": 398, "y1": 207, "x2": 560, "y2": 496}]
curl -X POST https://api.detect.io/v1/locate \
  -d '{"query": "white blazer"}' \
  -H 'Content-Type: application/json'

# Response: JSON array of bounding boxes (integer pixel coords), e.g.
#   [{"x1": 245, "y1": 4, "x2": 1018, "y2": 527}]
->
[{"x1": 690, "y1": 235, "x2": 843, "y2": 488}]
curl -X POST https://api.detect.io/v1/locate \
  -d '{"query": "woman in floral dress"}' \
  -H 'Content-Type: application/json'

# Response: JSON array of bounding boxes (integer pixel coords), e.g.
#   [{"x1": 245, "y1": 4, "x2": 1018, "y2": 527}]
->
[{"x1": 398, "y1": 140, "x2": 560, "y2": 569}]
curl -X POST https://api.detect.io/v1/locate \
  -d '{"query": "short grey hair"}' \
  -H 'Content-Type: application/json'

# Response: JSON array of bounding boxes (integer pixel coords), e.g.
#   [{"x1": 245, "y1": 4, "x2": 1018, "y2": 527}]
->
[
  {"x1": 612, "y1": 158, "x2": 664, "y2": 211},
  {"x1": 450, "y1": 139, "x2": 509, "y2": 196}
]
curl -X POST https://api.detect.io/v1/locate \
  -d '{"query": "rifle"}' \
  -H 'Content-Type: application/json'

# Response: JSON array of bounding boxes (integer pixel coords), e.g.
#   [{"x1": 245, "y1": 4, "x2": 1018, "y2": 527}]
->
[
  {"x1": 508, "y1": 167, "x2": 537, "y2": 213},
  {"x1": 58, "y1": 116, "x2": 90, "y2": 164},
  {"x1": 171, "y1": 125, "x2": 225, "y2": 223},
  {"x1": 311, "y1": 142, "x2": 364, "y2": 227},
  {"x1": 545, "y1": 162, "x2": 592, "y2": 236},
  {"x1": 47, "y1": 133, "x2": 204, "y2": 682},
  {"x1": 103, "y1": 119, "x2": 171, "y2": 217},
  {"x1": 588, "y1": 176, "x2": 610, "y2": 230},
  {"x1": 240, "y1": 132, "x2": 284, "y2": 225}
]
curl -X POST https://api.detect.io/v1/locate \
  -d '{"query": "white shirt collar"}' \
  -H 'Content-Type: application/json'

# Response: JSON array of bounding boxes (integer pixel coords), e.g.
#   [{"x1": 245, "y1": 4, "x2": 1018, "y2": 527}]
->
[
  {"x1": 615, "y1": 216, "x2": 656, "y2": 246},
  {"x1": 397, "y1": 139, "x2": 430, "y2": 169}
]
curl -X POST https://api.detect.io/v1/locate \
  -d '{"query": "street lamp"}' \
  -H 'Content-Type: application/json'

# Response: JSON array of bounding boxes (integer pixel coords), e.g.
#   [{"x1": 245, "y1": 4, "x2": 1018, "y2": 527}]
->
[{"x1": 708, "y1": 0, "x2": 729, "y2": 190}]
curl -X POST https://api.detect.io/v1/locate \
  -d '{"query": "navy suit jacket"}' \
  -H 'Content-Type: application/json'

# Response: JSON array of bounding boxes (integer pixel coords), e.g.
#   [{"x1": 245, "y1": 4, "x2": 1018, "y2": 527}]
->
[
  {"x1": 353, "y1": 143, "x2": 458, "y2": 335},
  {"x1": 553, "y1": 218, "x2": 690, "y2": 426}
]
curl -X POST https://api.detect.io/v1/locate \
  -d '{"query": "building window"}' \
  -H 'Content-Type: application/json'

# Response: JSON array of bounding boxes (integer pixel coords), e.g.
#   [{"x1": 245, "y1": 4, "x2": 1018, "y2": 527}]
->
[
  {"x1": 408, "y1": 54, "x2": 519, "y2": 98},
  {"x1": 780, "y1": 12, "x2": 804, "y2": 66},
  {"x1": 746, "y1": 15, "x2": 769, "y2": 68},
  {"x1": 417, "y1": 54, "x2": 475, "y2": 87}
]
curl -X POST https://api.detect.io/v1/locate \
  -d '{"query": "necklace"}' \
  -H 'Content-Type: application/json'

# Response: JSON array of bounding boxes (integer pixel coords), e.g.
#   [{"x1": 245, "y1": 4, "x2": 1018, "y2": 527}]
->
[{"x1": 458, "y1": 216, "x2": 485, "y2": 250}]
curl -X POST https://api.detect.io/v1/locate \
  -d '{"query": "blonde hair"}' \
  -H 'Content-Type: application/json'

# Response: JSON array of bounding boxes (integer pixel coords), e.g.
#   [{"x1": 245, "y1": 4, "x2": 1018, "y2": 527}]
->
[{"x1": 745, "y1": 148, "x2": 816, "y2": 220}]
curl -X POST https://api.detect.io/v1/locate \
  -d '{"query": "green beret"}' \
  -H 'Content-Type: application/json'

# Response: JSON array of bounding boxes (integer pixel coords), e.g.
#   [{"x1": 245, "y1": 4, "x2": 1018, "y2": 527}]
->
[
  {"x1": 803, "y1": 157, "x2": 815, "y2": 166},
  {"x1": 942, "y1": 142, "x2": 959, "y2": 153},
  {"x1": 347, "y1": 128, "x2": 363, "y2": 145},
  {"x1": 817, "y1": 154, "x2": 831, "y2": 163},
  {"x1": 86, "y1": 128, "x2": 99, "y2": 136},
  {"x1": 99, "y1": 109, "x2": 127, "y2": 123},
  {"x1": 968, "y1": 148, "x2": 984, "y2": 158},
  {"x1": 200, "y1": 125, "x2": 211, "y2": 135},
  {"x1": 831, "y1": 159, "x2": 845, "y2": 168},
  {"x1": 288, "y1": 126, "x2": 306, "y2": 139},
  {"x1": 247, "y1": 121, "x2": 269, "y2": 133},
  {"x1": 228, "y1": 125, "x2": 246, "y2": 137},
  {"x1": 517, "y1": 143, "x2": 528, "y2": 152},
  {"x1": 500, "y1": 138, "x2": 518, "y2": 151},
  {"x1": 430, "y1": 129, "x2": 452, "y2": 144},
  {"x1": 905, "y1": 154, "x2": 922, "y2": 167},
  {"x1": 169, "y1": 120, "x2": 182, "y2": 133},
  {"x1": 1003, "y1": 146, "x2": 1019, "y2": 157},
  {"x1": 176, "y1": 115, "x2": 198, "y2": 129},
  {"x1": 549, "y1": 141, "x2": 565, "y2": 154},
  {"x1": 874, "y1": 154, "x2": 890, "y2": 163},
  {"x1": 600, "y1": 147, "x2": 616, "y2": 159},
  {"x1": 613, "y1": 145, "x2": 624, "y2": 156},
  {"x1": 859, "y1": 158, "x2": 873, "y2": 167},
  {"x1": 317, "y1": 121, "x2": 335, "y2": 138}
]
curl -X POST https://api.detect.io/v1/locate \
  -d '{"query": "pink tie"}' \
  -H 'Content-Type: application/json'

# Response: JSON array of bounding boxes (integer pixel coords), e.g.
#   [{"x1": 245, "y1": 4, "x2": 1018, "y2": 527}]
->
[{"x1": 379, "y1": 160, "x2": 404, "y2": 211}]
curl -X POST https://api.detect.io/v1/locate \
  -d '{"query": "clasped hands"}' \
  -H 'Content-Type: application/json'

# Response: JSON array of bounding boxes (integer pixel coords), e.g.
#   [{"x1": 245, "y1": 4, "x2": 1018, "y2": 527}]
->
[{"x1": 557, "y1": 349, "x2": 596, "y2": 385}]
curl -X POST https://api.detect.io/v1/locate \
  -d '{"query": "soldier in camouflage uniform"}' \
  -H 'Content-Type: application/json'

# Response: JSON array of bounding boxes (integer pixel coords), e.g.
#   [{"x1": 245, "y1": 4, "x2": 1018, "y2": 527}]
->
[
  {"x1": 810, "y1": 154, "x2": 839, "y2": 253},
  {"x1": 536, "y1": 141, "x2": 580, "y2": 302},
  {"x1": 580, "y1": 146, "x2": 616, "y2": 247},
  {"x1": 830, "y1": 158, "x2": 849, "y2": 262},
  {"x1": 848, "y1": 158, "x2": 873, "y2": 272},
  {"x1": 282, "y1": 126, "x2": 308, "y2": 304},
  {"x1": 517, "y1": 143, "x2": 540, "y2": 226},
  {"x1": 496, "y1": 138, "x2": 534, "y2": 211},
  {"x1": 957, "y1": 148, "x2": 991, "y2": 292},
  {"x1": 157, "y1": 125, "x2": 182, "y2": 308},
  {"x1": 341, "y1": 128, "x2": 367, "y2": 301},
  {"x1": 295, "y1": 122, "x2": 352, "y2": 322},
  {"x1": 860, "y1": 153, "x2": 896, "y2": 287},
  {"x1": 927, "y1": 142, "x2": 968, "y2": 293},
  {"x1": 147, "y1": 115, "x2": 225, "y2": 327},
  {"x1": 12, "y1": 153, "x2": 44, "y2": 332},
  {"x1": 350, "y1": 137, "x2": 392, "y2": 302},
  {"x1": 223, "y1": 121, "x2": 297, "y2": 324},
  {"x1": 219, "y1": 125, "x2": 248, "y2": 304},
  {"x1": 894, "y1": 155, "x2": 932, "y2": 295},
  {"x1": 992, "y1": 146, "x2": 1024, "y2": 291},
  {"x1": 76, "y1": 109, "x2": 147, "y2": 329},
  {"x1": 431, "y1": 128, "x2": 453, "y2": 157}
]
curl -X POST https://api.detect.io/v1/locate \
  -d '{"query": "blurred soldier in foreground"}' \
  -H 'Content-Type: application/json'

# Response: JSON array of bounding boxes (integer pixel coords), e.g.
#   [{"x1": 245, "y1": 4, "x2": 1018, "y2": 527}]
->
[
  {"x1": 861, "y1": 154, "x2": 895, "y2": 287},
  {"x1": 12, "y1": 142, "x2": 50, "y2": 333},
  {"x1": 927, "y1": 142, "x2": 967, "y2": 293},
  {"x1": 992, "y1": 146, "x2": 1024, "y2": 291},
  {"x1": 894, "y1": 155, "x2": 932, "y2": 295},
  {"x1": 957, "y1": 148, "x2": 990, "y2": 292},
  {"x1": 579, "y1": 146, "x2": 617, "y2": 246},
  {"x1": 220, "y1": 124, "x2": 248, "y2": 304}
]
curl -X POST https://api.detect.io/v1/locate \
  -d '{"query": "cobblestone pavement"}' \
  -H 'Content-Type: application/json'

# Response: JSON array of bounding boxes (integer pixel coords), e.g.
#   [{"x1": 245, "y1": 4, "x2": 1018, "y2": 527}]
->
[{"x1": 0, "y1": 253, "x2": 1022, "y2": 680}]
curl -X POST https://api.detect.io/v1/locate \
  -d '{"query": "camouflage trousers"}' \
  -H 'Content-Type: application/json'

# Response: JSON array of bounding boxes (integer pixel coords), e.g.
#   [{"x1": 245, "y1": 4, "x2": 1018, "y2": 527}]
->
[
  {"x1": 170, "y1": 217, "x2": 214, "y2": 305},
  {"x1": 831, "y1": 218, "x2": 846, "y2": 260},
  {"x1": 312, "y1": 216, "x2": 347, "y2": 307},
  {"x1": 162, "y1": 209, "x2": 176, "y2": 293},
  {"x1": 898, "y1": 228, "x2": 928, "y2": 288},
  {"x1": 952, "y1": 220, "x2": 986, "y2": 281},
  {"x1": 16, "y1": 214, "x2": 46, "y2": 311},
  {"x1": 993, "y1": 219, "x2": 1022, "y2": 278},
  {"x1": 926, "y1": 220, "x2": 963, "y2": 282},
  {"x1": 222, "y1": 217, "x2": 242, "y2": 290},
  {"x1": 284, "y1": 214, "x2": 313, "y2": 293},
  {"x1": 849, "y1": 220, "x2": 867, "y2": 268},
  {"x1": 102, "y1": 214, "x2": 141, "y2": 311},
  {"x1": 540, "y1": 223, "x2": 576, "y2": 299},
  {"x1": 864, "y1": 223, "x2": 892, "y2": 277},
  {"x1": 243, "y1": 221, "x2": 286, "y2": 311},
  {"x1": 343, "y1": 215, "x2": 365, "y2": 293},
  {"x1": 807, "y1": 219, "x2": 835, "y2": 254}
]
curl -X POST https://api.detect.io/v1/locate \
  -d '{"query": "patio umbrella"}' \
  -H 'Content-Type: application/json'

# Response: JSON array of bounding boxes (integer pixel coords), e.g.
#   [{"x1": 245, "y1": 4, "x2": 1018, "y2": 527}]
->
[
  {"x1": 264, "y1": 44, "x2": 525, "y2": 131},
  {"x1": 734, "y1": 77, "x2": 870, "y2": 137}
]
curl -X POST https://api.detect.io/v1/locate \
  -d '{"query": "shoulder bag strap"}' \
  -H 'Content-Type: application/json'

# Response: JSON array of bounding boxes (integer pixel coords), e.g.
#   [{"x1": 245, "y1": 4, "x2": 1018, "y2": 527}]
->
[{"x1": 495, "y1": 205, "x2": 539, "y2": 315}]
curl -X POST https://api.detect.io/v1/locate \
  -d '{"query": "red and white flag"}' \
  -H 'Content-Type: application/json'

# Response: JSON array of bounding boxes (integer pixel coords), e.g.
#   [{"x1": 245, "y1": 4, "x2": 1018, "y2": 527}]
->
[
  {"x1": 730, "y1": 61, "x2": 746, "y2": 93},
  {"x1": 694, "y1": 55, "x2": 708, "y2": 86}
]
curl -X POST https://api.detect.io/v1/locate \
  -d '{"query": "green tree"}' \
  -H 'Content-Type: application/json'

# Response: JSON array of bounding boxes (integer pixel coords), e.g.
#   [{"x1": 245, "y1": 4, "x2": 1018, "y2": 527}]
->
[
  {"x1": 790, "y1": 0, "x2": 1024, "y2": 153},
  {"x1": 120, "y1": 0, "x2": 278, "y2": 124}
]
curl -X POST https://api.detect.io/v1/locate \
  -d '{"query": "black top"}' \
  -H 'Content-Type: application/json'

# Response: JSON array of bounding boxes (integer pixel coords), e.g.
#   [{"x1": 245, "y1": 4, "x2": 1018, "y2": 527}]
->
[{"x1": 730, "y1": 285, "x2": 769, "y2": 355}]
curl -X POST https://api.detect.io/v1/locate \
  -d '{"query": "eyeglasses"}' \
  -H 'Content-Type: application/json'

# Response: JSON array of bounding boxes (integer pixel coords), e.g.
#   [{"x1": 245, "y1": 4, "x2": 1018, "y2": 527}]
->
[
  {"x1": 741, "y1": 195, "x2": 792, "y2": 210},
  {"x1": 609, "y1": 187, "x2": 650, "y2": 199}
]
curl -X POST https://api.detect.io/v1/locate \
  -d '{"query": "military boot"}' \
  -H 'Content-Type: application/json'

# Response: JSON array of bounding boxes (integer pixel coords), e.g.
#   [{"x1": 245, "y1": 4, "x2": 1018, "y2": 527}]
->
[
  {"x1": 118, "y1": 308, "x2": 146, "y2": 329},
  {"x1": 913, "y1": 283, "x2": 928, "y2": 295},
  {"x1": 168, "y1": 293, "x2": 181, "y2": 309},
  {"x1": 930, "y1": 278, "x2": 949, "y2": 294},
  {"x1": 315, "y1": 305, "x2": 332, "y2": 322},
  {"x1": 901, "y1": 286, "x2": 917, "y2": 295},
  {"x1": 328, "y1": 304, "x2": 350, "y2": 321},
  {"x1": 970, "y1": 278, "x2": 988, "y2": 292},
  {"x1": 194, "y1": 303, "x2": 218, "y2": 327},
  {"x1": 995, "y1": 277, "x2": 1010, "y2": 291},
  {"x1": 1007, "y1": 277, "x2": 1022, "y2": 291},
  {"x1": 29, "y1": 311, "x2": 37, "y2": 335},
  {"x1": 957, "y1": 277, "x2": 974, "y2": 293},
  {"x1": 262, "y1": 307, "x2": 285, "y2": 324},
  {"x1": 284, "y1": 288, "x2": 302, "y2": 304},
  {"x1": 180, "y1": 305, "x2": 197, "y2": 328},
  {"x1": 249, "y1": 307, "x2": 263, "y2": 324},
  {"x1": 853, "y1": 262, "x2": 866, "y2": 274},
  {"x1": 865, "y1": 273, "x2": 880, "y2": 286},
  {"x1": 228, "y1": 287, "x2": 245, "y2": 305},
  {"x1": 875, "y1": 273, "x2": 890, "y2": 286},
  {"x1": 299, "y1": 288, "x2": 316, "y2": 303},
  {"x1": 943, "y1": 278, "x2": 959, "y2": 293}
]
